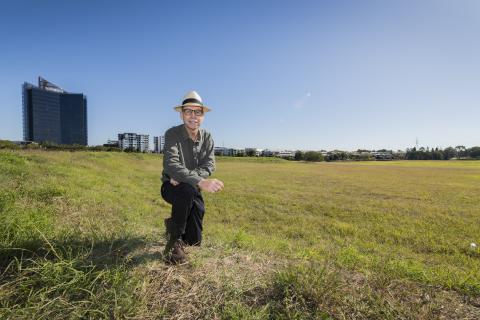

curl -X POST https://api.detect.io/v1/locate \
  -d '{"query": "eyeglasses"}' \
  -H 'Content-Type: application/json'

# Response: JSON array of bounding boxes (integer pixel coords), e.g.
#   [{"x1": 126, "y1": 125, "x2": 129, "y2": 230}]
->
[{"x1": 182, "y1": 108, "x2": 204, "y2": 116}]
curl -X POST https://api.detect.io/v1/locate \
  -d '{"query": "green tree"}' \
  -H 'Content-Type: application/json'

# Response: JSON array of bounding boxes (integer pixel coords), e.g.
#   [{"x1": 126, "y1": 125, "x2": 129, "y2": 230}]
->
[
  {"x1": 468, "y1": 146, "x2": 480, "y2": 158},
  {"x1": 294, "y1": 150, "x2": 304, "y2": 161},
  {"x1": 443, "y1": 147, "x2": 456, "y2": 160},
  {"x1": 304, "y1": 151, "x2": 324, "y2": 162},
  {"x1": 455, "y1": 145, "x2": 466, "y2": 158}
]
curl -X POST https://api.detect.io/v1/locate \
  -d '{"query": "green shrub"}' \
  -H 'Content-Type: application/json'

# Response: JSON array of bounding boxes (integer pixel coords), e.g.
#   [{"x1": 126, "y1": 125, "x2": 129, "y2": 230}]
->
[{"x1": 303, "y1": 151, "x2": 324, "y2": 162}]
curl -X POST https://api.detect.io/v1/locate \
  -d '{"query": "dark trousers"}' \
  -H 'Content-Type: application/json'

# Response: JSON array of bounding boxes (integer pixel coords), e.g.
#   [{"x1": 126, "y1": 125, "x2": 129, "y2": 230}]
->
[{"x1": 161, "y1": 181, "x2": 205, "y2": 246}]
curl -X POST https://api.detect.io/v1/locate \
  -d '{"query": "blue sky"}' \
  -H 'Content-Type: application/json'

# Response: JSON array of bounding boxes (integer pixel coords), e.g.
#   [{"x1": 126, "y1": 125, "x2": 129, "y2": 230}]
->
[{"x1": 1, "y1": 0, "x2": 479, "y2": 151}]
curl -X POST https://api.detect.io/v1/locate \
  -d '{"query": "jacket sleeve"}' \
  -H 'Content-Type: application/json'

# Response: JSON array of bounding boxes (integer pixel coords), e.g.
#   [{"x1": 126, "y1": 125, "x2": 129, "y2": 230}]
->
[
  {"x1": 194, "y1": 133, "x2": 215, "y2": 178},
  {"x1": 163, "y1": 130, "x2": 202, "y2": 187}
]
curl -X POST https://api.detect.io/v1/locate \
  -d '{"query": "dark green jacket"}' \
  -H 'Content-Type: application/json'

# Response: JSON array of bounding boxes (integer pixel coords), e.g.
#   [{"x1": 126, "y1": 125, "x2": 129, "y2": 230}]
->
[{"x1": 161, "y1": 124, "x2": 215, "y2": 188}]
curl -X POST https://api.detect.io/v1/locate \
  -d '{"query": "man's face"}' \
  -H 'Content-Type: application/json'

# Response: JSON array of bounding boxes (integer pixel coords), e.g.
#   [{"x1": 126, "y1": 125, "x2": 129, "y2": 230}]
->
[{"x1": 180, "y1": 106, "x2": 205, "y2": 131}]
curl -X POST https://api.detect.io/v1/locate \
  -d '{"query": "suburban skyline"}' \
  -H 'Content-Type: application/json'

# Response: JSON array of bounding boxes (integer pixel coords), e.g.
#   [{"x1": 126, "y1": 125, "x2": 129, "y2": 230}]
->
[{"x1": 1, "y1": 0, "x2": 479, "y2": 151}]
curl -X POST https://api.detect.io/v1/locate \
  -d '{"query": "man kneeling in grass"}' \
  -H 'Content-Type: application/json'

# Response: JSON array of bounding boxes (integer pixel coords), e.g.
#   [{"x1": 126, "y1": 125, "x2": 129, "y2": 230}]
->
[{"x1": 161, "y1": 90, "x2": 224, "y2": 264}]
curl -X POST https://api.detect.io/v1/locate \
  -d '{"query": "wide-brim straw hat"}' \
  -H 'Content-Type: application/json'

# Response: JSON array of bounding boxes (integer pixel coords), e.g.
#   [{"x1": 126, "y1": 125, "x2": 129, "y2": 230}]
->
[{"x1": 174, "y1": 90, "x2": 211, "y2": 112}]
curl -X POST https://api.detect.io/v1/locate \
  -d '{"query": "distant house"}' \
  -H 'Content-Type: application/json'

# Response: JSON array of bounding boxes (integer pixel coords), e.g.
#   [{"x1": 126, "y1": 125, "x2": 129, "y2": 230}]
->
[
  {"x1": 371, "y1": 151, "x2": 393, "y2": 160},
  {"x1": 103, "y1": 140, "x2": 119, "y2": 148},
  {"x1": 262, "y1": 149, "x2": 276, "y2": 157},
  {"x1": 277, "y1": 150, "x2": 295, "y2": 159}
]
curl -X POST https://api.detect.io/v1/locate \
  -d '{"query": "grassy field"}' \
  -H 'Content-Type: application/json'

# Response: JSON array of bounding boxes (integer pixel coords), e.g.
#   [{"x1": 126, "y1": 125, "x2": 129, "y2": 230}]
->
[{"x1": 1, "y1": 150, "x2": 479, "y2": 319}]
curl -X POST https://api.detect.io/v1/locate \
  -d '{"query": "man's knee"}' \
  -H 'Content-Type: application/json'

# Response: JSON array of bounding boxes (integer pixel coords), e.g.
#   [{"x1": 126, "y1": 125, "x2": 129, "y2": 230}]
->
[{"x1": 175, "y1": 182, "x2": 198, "y2": 198}]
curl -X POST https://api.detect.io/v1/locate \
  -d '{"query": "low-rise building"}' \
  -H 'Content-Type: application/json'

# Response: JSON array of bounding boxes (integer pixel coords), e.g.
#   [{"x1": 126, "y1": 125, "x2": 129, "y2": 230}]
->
[
  {"x1": 262, "y1": 149, "x2": 276, "y2": 157},
  {"x1": 214, "y1": 147, "x2": 233, "y2": 156},
  {"x1": 245, "y1": 148, "x2": 263, "y2": 157},
  {"x1": 371, "y1": 151, "x2": 393, "y2": 160},
  {"x1": 277, "y1": 150, "x2": 295, "y2": 159},
  {"x1": 103, "y1": 140, "x2": 119, "y2": 148}
]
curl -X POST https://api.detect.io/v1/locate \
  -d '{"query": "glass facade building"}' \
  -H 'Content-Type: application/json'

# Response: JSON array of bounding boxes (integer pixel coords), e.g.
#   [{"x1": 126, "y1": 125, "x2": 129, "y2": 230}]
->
[{"x1": 22, "y1": 77, "x2": 88, "y2": 145}]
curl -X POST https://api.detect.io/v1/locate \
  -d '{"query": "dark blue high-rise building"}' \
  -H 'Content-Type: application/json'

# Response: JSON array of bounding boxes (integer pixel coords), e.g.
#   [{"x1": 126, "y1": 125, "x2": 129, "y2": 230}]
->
[{"x1": 22, "y1": 77, "x2": 88, "y2": 145}]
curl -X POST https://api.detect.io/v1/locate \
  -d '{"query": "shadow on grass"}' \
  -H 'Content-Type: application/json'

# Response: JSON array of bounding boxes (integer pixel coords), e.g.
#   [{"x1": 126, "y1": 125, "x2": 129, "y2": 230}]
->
[
  {"x1": 0, "y1": 233, "x2": 169, "y2": 318},
  {"x1": 1, "y1": 234, "x2": 167, "y2": 273}
]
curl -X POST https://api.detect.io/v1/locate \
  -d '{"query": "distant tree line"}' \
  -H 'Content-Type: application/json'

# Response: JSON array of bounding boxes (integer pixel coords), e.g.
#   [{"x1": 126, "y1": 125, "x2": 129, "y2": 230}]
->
[
  {"x1": 294, "y1": 151, "x2": 374, "y2": 162},
  {"x1": 293, "y1": 150, "x2": 403, "y2": 162},
  {"x1": 406, "y1": 146, "x2": 480, "y2": 160},
  {"x1": 292, "y1": 146, "x2": 480, "y2": 162}
]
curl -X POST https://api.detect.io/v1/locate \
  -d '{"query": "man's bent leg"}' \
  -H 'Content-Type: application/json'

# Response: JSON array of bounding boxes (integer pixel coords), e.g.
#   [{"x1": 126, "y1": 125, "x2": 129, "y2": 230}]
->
[
  {"x1": 161, "y1": 182, "x2": 199, "y2": 236},
  {"x1": 183, "y1": 195, "x2": 205, "y2": 246},
  {"x1": 161, "y1": 182, "x2": 199, "y2": 263}
]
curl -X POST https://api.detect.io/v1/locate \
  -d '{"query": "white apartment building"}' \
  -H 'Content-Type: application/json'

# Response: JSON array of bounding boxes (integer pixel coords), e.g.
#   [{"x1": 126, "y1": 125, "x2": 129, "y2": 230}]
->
[
  {"x1": 153, "y1": 136, "x2": 165, "y2": 153},
  {"x1": 118, "y1": 133, "x2": 149, "y2": 152}
]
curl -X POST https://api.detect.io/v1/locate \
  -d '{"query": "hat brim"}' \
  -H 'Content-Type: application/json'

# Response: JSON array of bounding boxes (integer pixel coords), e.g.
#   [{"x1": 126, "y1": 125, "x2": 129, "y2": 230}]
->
[{"x1": 174, "y1": 102, "x2": 211, "y2": 112}]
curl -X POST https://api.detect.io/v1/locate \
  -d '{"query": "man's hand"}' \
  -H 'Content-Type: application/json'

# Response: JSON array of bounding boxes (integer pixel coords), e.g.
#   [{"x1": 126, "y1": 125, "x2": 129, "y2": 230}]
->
[
  {"x1": 198, "y1": 178, "x2": 224, "y2": 193},
  {"x1": 170, "y1": 178, "x2": 180, "y2": 186}
]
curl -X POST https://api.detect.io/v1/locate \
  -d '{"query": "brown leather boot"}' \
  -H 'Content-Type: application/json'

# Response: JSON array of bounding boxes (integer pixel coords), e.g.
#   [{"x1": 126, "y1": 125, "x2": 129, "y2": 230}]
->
[
  {"x1": 171, "y1": 239, "x2": 186, "y2": 264},
  {"x1": 164, "y1": 238, "x2": 186, "y2": 264}
]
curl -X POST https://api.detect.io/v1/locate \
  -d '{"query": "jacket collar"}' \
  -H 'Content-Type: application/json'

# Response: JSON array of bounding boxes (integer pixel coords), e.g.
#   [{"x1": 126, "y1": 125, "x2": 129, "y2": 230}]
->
[{"x1": 180, "y1": 124, "x2": 203, "y2": 143}]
